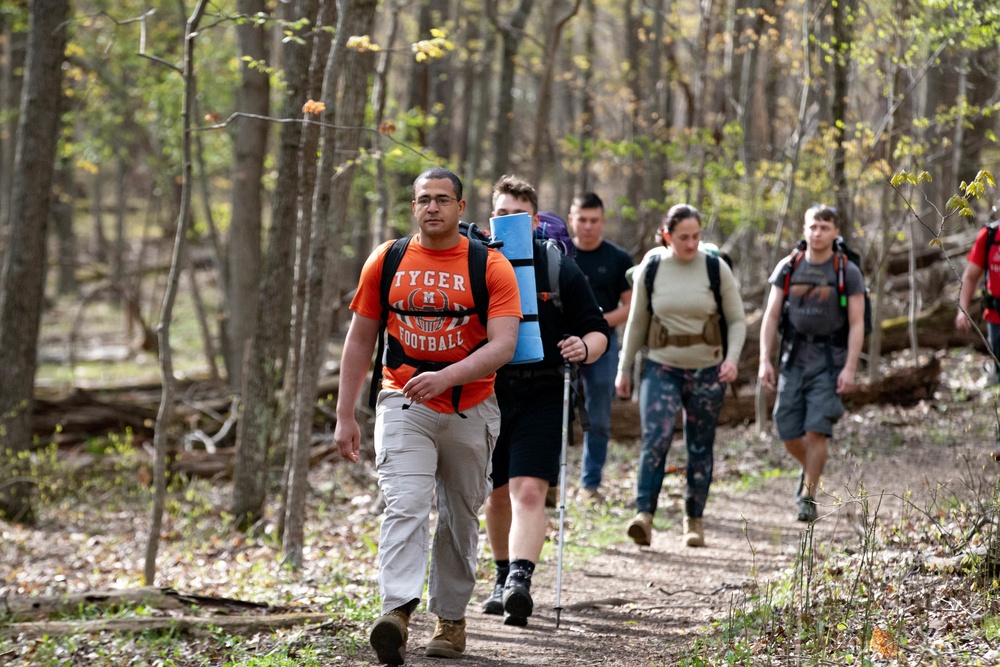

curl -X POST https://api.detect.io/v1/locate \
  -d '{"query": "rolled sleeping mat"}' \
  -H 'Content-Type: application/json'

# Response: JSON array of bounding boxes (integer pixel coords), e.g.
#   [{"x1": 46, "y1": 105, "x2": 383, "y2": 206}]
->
[{"x1": 490, "y1": 212, "x2": 544, "y2": 364}]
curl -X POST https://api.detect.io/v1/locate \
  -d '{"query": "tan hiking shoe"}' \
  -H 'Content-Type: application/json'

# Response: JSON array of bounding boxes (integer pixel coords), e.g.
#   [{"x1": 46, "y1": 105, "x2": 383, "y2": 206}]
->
[
  {"x1": 579, "y1": 487, "x2": 605, "y2": 505},
  {"x1": 370, "y1": 608, "x2": 409, "y2": 665},
  {"x1": 683, "y1": 516, "x2": 705, "y2": 547},
  {"x1": 425, "y1": 617, "x2": 466, "y2": 658},
  {"x1": 627, "y1": 512, "x2": 653, "y2": 546}
]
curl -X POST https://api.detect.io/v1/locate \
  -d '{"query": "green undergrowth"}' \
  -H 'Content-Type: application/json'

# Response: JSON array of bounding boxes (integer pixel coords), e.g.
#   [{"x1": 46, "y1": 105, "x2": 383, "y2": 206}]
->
[{"x1": 672, "y1": 467, "x2": 1000, "y2": 665}]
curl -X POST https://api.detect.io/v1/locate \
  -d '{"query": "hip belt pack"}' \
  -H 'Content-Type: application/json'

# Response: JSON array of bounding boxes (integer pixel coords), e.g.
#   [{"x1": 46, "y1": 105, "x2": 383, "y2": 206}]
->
[{"x1": 648, "y1": 313, "x2": 722, "y2": 349}]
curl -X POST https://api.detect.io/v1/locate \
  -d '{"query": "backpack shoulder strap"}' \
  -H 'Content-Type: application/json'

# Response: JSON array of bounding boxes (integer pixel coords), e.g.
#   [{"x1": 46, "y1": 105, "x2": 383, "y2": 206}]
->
[
  {"x1": 544, "y1": 240, "x2": 563, "y2": 311},
  {"x1": 379, "y1": 237, "x2": 411, "y2": 320},
  {"x1": 834, "y1": 247, "x2": 848, "y2": 309},
  {"x1": 644, "y1": 253, "x2": 661, "y2": 314},
  {"x1": 706, "y1": 253, "x2": 722, "y2": 315},
  {"x1": 467, "y1": 237, "x2": 489, "y2": 326},
  {"x1": 371, "y1": 237, "x2": 411, "y2": 408},
  {"x1": 781, "y1": 240, "x2": 808, "y2": 297},
  {"x1": 778, "y1": 241, "x2": 806, "y2": 343},
  {"x1": 706, "y1": 253, "x2": 729, "y2": 359}
]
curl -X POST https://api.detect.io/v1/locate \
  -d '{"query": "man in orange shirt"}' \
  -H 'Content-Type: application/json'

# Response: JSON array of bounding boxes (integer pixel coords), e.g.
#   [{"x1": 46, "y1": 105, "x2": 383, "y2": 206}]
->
[{"x1": 335, "y1": 167, "x2": 520, "y2": 665}]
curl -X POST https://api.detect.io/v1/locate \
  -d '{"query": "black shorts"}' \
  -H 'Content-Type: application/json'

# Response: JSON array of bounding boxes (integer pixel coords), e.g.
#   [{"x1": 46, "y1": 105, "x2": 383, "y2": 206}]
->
[{"x1": 492, "y1": 371, "x2": 566, "y2": 488}]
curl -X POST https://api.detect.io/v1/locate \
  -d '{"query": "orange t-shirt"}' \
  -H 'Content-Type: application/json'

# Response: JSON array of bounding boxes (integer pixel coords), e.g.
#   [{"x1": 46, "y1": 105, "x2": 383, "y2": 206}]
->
[{"x1": 351, "y1": 235, "x2": 521, "y2": 412}]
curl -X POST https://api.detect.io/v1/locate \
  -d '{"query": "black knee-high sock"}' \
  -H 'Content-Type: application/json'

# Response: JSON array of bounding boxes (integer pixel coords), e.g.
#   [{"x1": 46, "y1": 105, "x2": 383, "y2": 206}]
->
[{"x1": 494, "y1": 559, "x2": 510, "y2": 586}]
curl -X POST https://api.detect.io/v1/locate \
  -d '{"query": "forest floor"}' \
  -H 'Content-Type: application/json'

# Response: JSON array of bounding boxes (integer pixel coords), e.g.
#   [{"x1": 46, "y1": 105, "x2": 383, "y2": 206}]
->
[{"x1": 3, "y1": 349, "x2": 1000, "y2": 666}]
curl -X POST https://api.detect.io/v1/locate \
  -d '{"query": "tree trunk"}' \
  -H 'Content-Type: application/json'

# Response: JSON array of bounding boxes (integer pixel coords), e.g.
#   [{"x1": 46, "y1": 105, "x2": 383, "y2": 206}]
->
[
  {"x1": 576, "y1": 0, "x2": 596, "y2": 192},
  {"x1": 622, "y1": 0, "x2": 643, "y2": 217},
  {"x1": 276, "y1": 0, "x2": 338, "y2": 542},
  {"x1": 638, "y1": 0, "x2": 669, "y2": 250},
  {"x1": 90, "y1": 170, "x2": 109, "y2": 265},
  {"x1": 453, "y1": 5, "x2": 478, "y2": 177},
  {"x1": 230, "y1": 0, "x2": 319, "y2": 531},
  {"x1": 462, "y1": 13, "x2": 494, "y2": 221},
  {"x1": 53, "y1": 154, "x2": 77, "y2": 296},
  {"x1": 114, "y1": 154, "x2": 127, "y2": 290},
  {"x1": 425, "y1": 0, "x2": 454, "y2": 160},
  {"x1": 370, "y1": 0, "x2": 403, "y2": 248},
  {"x1": 0, "y1": 0, "x2": 69, "y2": 525},
  {"x1": 489, "y1": 0, "x2": 534, "y2": 179},
  {"x1": 404, "y1": 0, "x2": 432, "y2": 147},
  {"x1": 226, "y1": 0, "x2": 270, "y2": 390},
  {"x1": 0, "y1": 18, "x2": 26, "y2": 243},
  {"x1": 529, "y1": 0, "x2": 581, "y2": 185},
  {"x1": 282, "y1": 0, "x2": 377, "y2": 567},
  {"x1": 829, "y1": 0, "x2": 852, "y2": 220},
  {"x1": 144, "y1": 0, "x2": 209, "y2": 586}
]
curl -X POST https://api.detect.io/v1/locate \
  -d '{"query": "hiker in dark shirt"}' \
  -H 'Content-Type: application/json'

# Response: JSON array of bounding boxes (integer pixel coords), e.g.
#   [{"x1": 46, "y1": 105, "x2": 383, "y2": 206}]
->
[
  {"x1": 481, "y1": 175, "x2": 610, "y2": 628},
  {"x1": 569, "y1": 192, "x2": 634, "y2": 503}
]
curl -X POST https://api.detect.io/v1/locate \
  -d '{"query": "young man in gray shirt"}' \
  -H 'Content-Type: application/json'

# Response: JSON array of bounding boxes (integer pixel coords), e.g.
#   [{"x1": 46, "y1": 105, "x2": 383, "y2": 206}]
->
[{"x1": 758, "y1": 205, "x2": 864, "y2": 522}]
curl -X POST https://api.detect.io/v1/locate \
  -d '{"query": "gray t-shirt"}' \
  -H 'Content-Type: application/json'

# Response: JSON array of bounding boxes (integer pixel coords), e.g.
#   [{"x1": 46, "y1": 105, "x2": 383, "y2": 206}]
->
[{"x1": 768, "y1": 254, "x2": 864, "y2": 368}]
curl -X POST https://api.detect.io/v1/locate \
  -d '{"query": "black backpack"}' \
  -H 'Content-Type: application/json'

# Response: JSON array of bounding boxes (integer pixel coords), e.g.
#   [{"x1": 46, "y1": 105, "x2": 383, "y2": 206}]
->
[
  {"x1": 777, "y1": 237, "x2": 873, "y2": 346},
  {"x1": 367, "y1": 222, "x2": 501, "y2": 411},
  {"x1": 643, "y1": 251, "x2": 729, "y2": 359}
]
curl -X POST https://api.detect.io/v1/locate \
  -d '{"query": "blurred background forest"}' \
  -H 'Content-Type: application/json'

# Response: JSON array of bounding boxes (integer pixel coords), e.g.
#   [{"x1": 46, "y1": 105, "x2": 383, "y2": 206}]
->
[{"x1": 0, "y1": 0, "x2": 998, "y2": 561}]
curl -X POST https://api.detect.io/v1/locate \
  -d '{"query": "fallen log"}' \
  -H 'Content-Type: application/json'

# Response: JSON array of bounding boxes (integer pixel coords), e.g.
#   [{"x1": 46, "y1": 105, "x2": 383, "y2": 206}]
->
[
  {"x1": 844, "y1": 354, "x2": 942, "y2": 408},
  {"x1": 168, "y1": 443, "x2": 339, "y2": 479},
  {"x1": 31, "y1": 374, "x2": 342, "y2": 447},
  {"x1": 32, "y1": 389, "x2": 158, "y2": 445},
  {"x1": 878, "y1": 301, "x2": 985, "y2": 354},
  {"x1": 883, "y1": 230, "x2": 975, "y2": 276},
  {"x1": 607, "y1": 355, "x2": 943, "y2": 435},
  {"x1": 733, "y1": 300, "x2": 985, "y2": 389},
  {"x1": 0, "y1": 612, "x2": 330, "y2": 639},
  {"x1": 0, "y1": 586, "x2": 265, "y2": 623}
]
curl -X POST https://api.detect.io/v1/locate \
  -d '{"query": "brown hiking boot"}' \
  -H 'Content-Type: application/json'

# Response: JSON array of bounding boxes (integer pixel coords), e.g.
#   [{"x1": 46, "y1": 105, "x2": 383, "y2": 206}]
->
[
  {"x1": 683, "y1": 516, "x2": 705, "y2": 547},
  {"x1": 370, "y1": 608, "x2": 409, "y2": 665},
  {"x1": 424, "y1": 617, "x2": 466, "y2": 658},
  {"x1": 627, "y1": 512, "x2": 653, "y2": 546}
]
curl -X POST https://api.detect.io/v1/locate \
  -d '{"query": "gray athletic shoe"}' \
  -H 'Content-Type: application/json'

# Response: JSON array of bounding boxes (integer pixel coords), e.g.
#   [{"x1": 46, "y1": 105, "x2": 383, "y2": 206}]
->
[{"x1": 797, "y1": 495, "x2": 818, "y2": 523}]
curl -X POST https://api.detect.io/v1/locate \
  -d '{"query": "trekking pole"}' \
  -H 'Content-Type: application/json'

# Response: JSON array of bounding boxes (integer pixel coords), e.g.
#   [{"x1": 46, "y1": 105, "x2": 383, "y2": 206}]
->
[{"x1": 554, "y1": 358, "x2": 572, "y2": 629}]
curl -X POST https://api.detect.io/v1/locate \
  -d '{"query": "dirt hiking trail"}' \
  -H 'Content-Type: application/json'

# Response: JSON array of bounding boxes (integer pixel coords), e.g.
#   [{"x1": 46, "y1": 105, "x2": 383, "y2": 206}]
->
[{"x1": 343, "y1": 367, "x2": 996, "y2": 666}]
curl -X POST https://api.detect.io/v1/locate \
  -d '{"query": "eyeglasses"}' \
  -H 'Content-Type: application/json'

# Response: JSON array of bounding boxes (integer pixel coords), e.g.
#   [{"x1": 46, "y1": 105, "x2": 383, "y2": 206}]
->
[{"x1": 414, "y1": 195, "x2": 458, "y2": 208}]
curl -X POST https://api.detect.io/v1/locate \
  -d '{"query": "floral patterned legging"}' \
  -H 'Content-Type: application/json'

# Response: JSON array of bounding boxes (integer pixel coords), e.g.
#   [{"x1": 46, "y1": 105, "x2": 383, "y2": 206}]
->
[{"x1": 635, "y1": 362, "x2": 725, "y2": 519}]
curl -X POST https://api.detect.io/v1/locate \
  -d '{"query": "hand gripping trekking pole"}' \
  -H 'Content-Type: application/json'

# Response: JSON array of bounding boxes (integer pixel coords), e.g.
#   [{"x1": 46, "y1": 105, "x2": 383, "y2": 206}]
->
[{"x1": 554, "y1": 358, "x2": 572, "y2": 628}]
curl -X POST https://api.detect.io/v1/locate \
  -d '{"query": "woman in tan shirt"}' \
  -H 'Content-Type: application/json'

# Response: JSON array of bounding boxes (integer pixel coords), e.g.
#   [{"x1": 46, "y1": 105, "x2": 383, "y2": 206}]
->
[{"x1": 615, "y1": 204, "x2": 746, "y2": 548}]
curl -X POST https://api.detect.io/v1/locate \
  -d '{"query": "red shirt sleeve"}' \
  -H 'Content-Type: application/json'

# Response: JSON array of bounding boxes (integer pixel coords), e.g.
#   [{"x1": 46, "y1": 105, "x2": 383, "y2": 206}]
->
[{"x1": 968, "y1": 225, "x2": 991, "y2": 269}]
